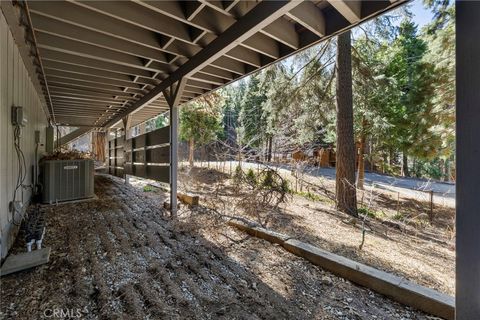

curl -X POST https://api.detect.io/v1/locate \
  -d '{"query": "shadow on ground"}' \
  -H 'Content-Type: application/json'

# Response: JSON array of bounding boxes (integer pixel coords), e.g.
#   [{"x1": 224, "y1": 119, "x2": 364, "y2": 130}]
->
[{"x1": 0, "y1": 174, "x2": 434, "y2": 319}]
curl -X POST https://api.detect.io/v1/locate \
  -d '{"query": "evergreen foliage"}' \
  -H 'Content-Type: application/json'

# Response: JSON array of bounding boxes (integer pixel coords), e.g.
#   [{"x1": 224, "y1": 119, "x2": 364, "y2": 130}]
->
[
  {"x1": 179, "y1": 92, "x2": 223, "y2": 165},
  {"x1": 178, "y1": 2, "x2": 455, "y2": 181}
]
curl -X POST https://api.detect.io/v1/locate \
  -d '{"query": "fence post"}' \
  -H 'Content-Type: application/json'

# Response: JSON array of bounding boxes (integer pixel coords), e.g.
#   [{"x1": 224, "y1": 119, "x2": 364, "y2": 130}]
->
[
  {"x1": 295, "y1": 171, "x2": 298, "y2": 193},
  {"x1": 429, "y1": 190, "x2": 434, "y2": 221},
  {"x1": 396, "y1": 192, "x2": 400, "y2": 216}
]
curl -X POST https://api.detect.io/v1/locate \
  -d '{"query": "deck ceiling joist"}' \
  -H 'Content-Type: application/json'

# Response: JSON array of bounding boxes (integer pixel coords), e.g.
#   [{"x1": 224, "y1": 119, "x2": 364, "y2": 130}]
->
[{"x1": 4, "y1": 0, "x2": 406, "y2": 127}]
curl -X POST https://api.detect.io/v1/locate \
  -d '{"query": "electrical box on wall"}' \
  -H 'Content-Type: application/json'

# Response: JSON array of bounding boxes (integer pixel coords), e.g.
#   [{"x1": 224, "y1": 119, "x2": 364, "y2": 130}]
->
[
  {"x1": 11, "y1": 106, "x2": 27, "y2": 126},
  {"x1": 45, "y1": 126, "x2": 54, "y2": 153}
]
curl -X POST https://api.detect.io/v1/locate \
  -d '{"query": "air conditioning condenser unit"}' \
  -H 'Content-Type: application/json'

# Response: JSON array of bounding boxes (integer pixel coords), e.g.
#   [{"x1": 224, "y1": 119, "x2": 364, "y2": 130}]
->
[{"x1": 41, "y1": 159, "x2": 94, "y2": 204}]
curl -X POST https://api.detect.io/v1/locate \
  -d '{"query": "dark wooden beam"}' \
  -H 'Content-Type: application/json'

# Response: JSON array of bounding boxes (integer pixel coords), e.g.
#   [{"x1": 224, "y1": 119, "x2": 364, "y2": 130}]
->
[
  {"x1": 103, "y1": 0, "x2": 300, "y2": 128},
  {"x1": 55, "y1": 127, "x2": 92, "y2": 146},
  {"x1": 456, "y1": 1, "x2": 480, "y2": 318}
]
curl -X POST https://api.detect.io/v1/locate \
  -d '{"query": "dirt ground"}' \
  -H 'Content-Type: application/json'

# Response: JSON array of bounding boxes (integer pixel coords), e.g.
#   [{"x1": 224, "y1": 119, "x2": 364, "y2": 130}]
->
[
  {"x1": 1, "y1": 174, "x2": 435, "y2": 319},
  {"x1": 173, "y1": 166, "x2": 455, "y2": 296}
]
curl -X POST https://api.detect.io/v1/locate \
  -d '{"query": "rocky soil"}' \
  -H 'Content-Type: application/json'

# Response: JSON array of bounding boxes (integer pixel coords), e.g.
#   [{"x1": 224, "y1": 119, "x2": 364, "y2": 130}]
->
[{"x1": 1, "y1": 174, "x2": 435, "y2": 319}]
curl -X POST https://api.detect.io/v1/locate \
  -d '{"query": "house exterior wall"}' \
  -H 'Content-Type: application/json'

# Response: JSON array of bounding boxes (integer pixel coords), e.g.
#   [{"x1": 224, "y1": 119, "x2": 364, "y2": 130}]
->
[{"x1": 0, "y1": 11, "x2": 49, "y2": 259}]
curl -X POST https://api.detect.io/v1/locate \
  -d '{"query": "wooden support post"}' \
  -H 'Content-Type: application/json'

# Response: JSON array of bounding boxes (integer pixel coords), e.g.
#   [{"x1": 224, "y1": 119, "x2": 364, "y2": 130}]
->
[
  {"x1": 106, "y1": 128, "x2": 111, "y2": 170},
  {"x1": 122, "y1": 115, "x2": 132, "y2": 140},
  {"x1": 164, "y1": 78, "x2": 187, "y2": 215},
  {"x1": 169, "y1": 105, "x2": 178, "y2": 214},
  {"x1": 457, "y1": 2, "x2": 480, "y2": 318},
  {"x1": 122, "y1": 115, "x2": 132, "y2": 182}
]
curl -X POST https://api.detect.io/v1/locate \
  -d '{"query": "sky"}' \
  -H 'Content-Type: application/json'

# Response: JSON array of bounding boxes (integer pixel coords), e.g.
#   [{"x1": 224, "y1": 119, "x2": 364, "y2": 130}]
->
[
  {"x1": 410, "y1": 0, "x2": 435, "y2": 27},
  {"x1": 224, "y1": 0, "x2": 436, "y2": 88}
]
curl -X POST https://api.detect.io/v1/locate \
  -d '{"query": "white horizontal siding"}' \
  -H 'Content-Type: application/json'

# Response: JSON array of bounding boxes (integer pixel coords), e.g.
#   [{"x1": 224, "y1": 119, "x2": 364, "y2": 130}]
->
[{"x1": 0, "y1": 11, "x2": 49, "y2": 259}]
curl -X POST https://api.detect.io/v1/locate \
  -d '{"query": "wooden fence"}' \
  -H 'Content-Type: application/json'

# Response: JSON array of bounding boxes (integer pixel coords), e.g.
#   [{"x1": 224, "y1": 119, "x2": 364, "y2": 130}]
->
[
  {"x1": 109, "y1": 126, "x2": 170, "y2": 183},
  {"x1": 108, "y1": 136, "x2": 125, "y2": 178}
]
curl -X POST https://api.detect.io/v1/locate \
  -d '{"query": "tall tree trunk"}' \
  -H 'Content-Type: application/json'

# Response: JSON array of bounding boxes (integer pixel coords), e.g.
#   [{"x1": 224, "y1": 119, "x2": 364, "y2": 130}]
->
[
  {"x1": 444, "y1": 159, "x2": 450, "y2": 182},
  {"x1": 335, "y1": 30, "x2": 358, "y2": 217},
  {"x1": 92, "y1": 131, "x2": 106, "y2": 163},
  {"x1": 267, "y1": 135, "x2": 273, "y2": 162},
  {"x1": 188, "y1": 137, "x2": 195, "y2": 167},
  {"x1": 439, "y1": 158, "x2": 446, "y2": 181},
  {"x1": 412, "y1": 157, "x2": 418, "y2": 177},
  {"x1": 369, "y1": 142, "x2": 374, "y2": 171},
  {"x1": 356, "y1": 129, "x2": 366, "y2": 190},
  {"x1": 237, "y1": 139, "x2": 242, "y2": 169},
  {"x1": 382, "y1": 153, "x2": 388, "y2": 173},
  {"x1": 402, "y1": 152, "x2": 409, "y2": 177}
]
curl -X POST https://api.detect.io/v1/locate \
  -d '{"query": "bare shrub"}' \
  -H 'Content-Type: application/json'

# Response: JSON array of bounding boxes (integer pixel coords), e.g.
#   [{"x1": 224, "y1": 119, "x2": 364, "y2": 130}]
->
[{"x1": 235, "y1": 167, "x2": 291, "y2": 226}]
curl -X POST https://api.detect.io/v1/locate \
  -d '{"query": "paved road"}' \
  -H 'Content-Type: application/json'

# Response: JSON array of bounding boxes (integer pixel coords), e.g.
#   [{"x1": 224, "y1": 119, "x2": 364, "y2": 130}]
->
[
  {"x1": 282, "y1": 164, "x2": 455, "y2": 206},
  {"x1": 298, "y1": 167, "x2": 455, "y2": 198}
]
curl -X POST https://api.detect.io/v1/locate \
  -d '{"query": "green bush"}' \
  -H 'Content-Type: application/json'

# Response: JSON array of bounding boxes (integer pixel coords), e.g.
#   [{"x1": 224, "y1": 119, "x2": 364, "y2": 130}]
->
[
  {"x1": 246, "y1": 168, "x2": 257, "y2": 186},
  {"x1": 297, "y1": 191, "x2": 323, "y2": 202},
  {"x1": 143, "y1": 185, "x2": 155, "y2": 192},
  {"x1": 358, "y1": 207, "x2": 381, "y2": 218},
  {"x1": 393, "y1": 212, "x2": 404, "y2": 220},
  {"x1": 260, "y1": 169, "x2": 274, "y2": 187},
  {"x1": 280, "y1": 180, "x2": 291, "y2": 194},
  {"x1": 233, "y1": 165, "x2": 243, "y2": 184}
]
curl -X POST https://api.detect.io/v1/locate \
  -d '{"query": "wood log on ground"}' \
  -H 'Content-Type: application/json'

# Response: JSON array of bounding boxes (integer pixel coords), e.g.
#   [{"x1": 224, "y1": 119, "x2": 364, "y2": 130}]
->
[{"x1": 177, "y1": 193, "x2": 199, "y2": 206}]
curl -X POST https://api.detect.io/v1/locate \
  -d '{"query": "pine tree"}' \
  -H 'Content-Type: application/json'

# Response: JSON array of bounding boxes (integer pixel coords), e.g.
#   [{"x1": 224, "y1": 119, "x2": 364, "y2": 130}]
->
[
  {"x1": 335, "y1": 30, "x2": 358, "y2": 217},
  {"x1": 179, "y1": 93, "x2": 223, "y2": 166},
  {"x1": 381, "y1": 19, "x2": 439, "y2": 176},
  {"x1": 237, "y1": 74, "x2": 268, "y2": 160}
]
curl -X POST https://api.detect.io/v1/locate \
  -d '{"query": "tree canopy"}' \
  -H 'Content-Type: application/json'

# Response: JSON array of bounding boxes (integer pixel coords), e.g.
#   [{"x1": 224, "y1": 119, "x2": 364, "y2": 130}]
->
[{"x1": 178, "y1": 2, "x2": 455, "y2": 181}]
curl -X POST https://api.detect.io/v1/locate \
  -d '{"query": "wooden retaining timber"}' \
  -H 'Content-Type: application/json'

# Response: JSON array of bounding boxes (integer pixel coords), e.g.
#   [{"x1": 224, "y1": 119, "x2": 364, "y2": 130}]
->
[
  {"x1": 177, "y1": 193, "x2": 199, "y2": 206},
  {"x1": 228, "y1": 220, "x2": 290, "y2": 245},
  {"x1": 228, "y1": 220, "x2": 455, "y2": 320}
]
